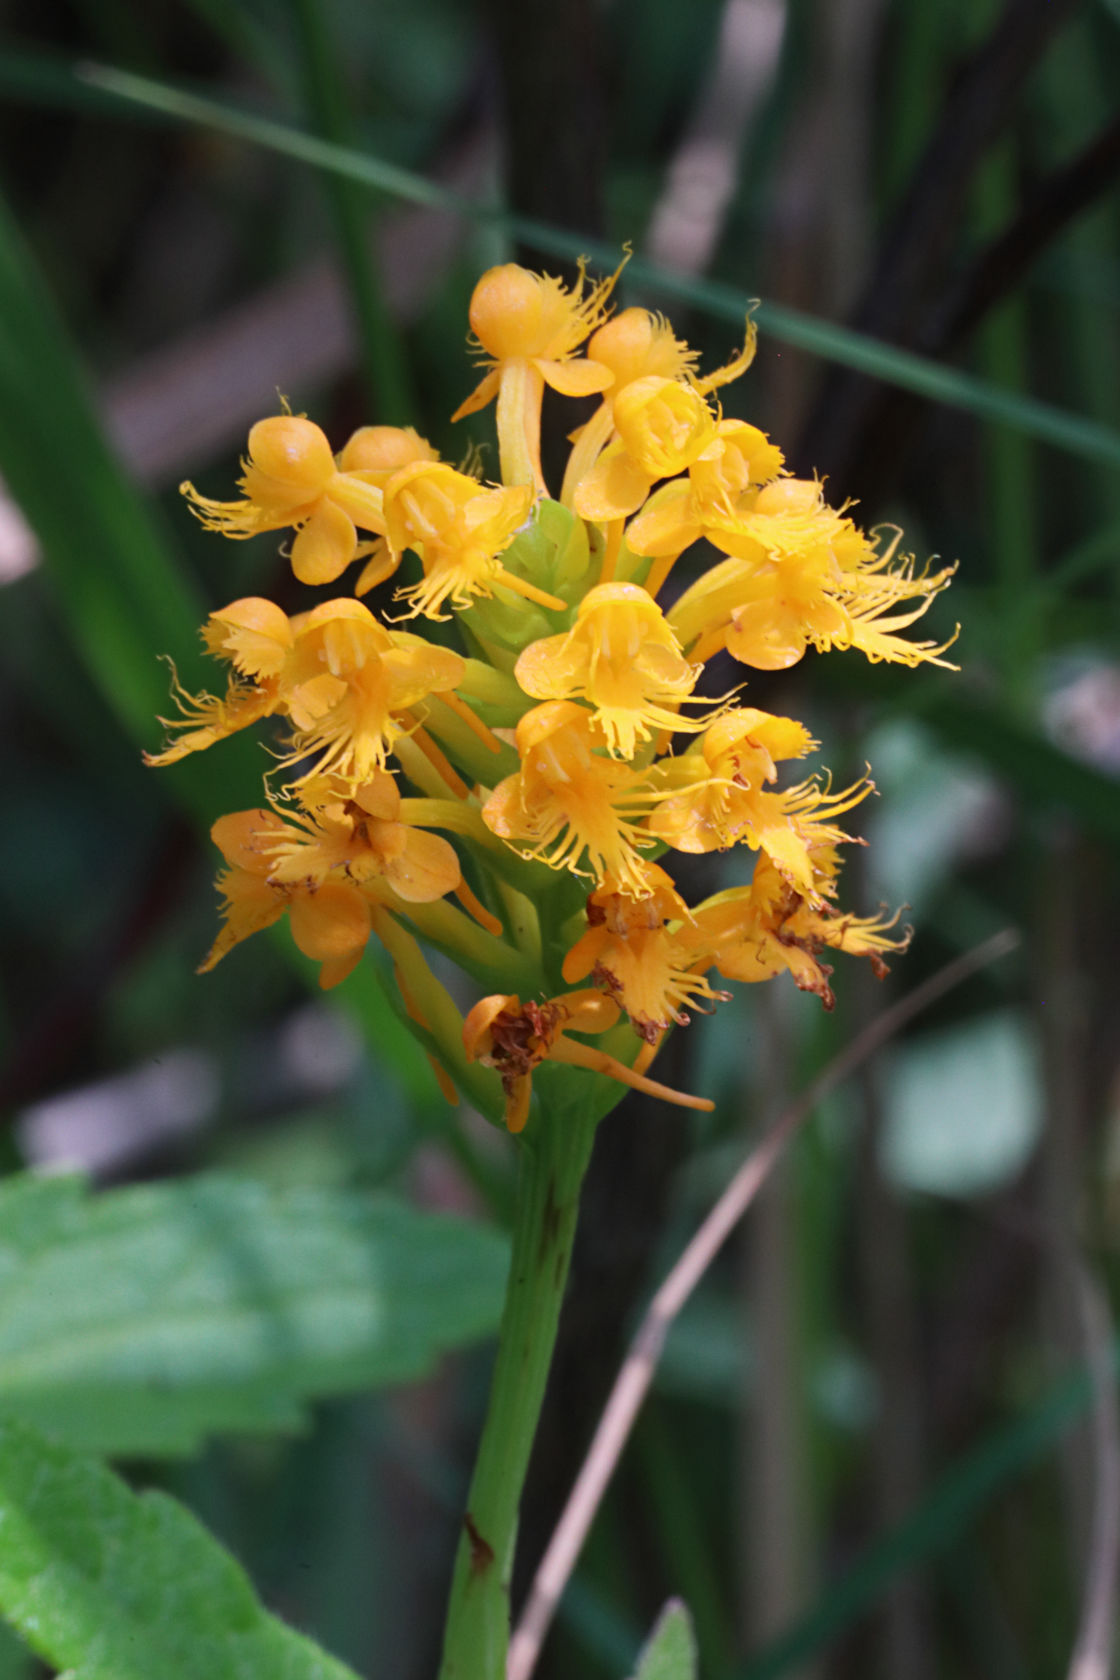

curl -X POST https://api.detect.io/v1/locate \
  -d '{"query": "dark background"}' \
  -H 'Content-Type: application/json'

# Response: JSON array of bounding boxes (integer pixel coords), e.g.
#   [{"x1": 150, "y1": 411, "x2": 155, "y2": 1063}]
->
[{"x1": 1, "y1": 1, "x2": 1119, "y2": 1676}]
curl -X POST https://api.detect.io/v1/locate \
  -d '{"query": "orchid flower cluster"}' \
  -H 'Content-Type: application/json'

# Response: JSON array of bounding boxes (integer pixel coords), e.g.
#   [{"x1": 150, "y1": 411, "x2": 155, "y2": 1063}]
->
[{"x1": 148, "y1": 260, "x2": 955, "y2": 1132}]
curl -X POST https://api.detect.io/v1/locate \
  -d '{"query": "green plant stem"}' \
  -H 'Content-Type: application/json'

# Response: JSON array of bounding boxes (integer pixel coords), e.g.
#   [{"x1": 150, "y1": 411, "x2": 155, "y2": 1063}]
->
[{"x1": 438, "y1": 1105, "x2": 599, "y2": 1680}]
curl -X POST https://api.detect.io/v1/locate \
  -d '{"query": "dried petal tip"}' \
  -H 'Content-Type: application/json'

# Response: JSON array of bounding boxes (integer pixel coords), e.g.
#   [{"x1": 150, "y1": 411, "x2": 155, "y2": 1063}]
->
[{"x1": 463, "y1": 989, "x2": 713, "y2": 1133}]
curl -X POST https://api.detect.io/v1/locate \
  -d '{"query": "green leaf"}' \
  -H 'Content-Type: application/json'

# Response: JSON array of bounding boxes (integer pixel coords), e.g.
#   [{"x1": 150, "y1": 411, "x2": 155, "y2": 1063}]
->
[
  {"x1": 632, "y1": 1600, "x2": 698, "y2": 1680},
  {"x1": 0, "y1": 1173, "x2": 508, "y2": 1456},
  {"x1": 0, "y1": 1416, "x2": 360, "y2": 1678}
]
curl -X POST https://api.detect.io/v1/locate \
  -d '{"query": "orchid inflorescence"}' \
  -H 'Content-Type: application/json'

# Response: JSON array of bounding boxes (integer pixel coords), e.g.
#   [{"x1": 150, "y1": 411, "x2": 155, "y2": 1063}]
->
[{"x1": 148, "y1": 259, "x2": 956, "y2": 1132}]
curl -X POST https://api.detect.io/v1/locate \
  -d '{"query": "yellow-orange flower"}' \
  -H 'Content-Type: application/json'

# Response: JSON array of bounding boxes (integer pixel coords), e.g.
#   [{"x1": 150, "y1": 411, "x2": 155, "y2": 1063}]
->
[
  {"x1": 200, "y1": 809, "x2": 373, "y2": 990},
  {"x1": 625, "y1": 420, "x2": 785, "y2": 563},
  {"x1": 668, "y1": 480, "x2": 957, "y2": 671},
  {"x1": 481, "y1": 701, "x2": 657, "y2": 895},
  {"x1": 257, "y1": 771, "x2": 462, "y2": 904},
  {"x1": 339, "y1": 425, "x2": 439, "y2": 482},
  {"x1": 648, "y1": 708, "x2": 869, "y2": 899},
  {"x1": 561, "y1": 310, "x2": 756, "y2": 508},
  {"x1": 146, "y1": 596, "x2": 465, "y2": 786},
  {"x1": 514, "y1": 582, "x2": 711, "y2": 758},
  {"x1": 573, "y1": 377, "x2": 719, "y2": 523},
  {"x1": 692, "y1": 852, "x2": 909, "y2": 1008},
  {"x1": 381, "y1": 461, "x2": 563, "y2": 619},
  {"x1": 462, "y1": 988, "x2": 713, "y2": 1132},
  {"x1": 279, "y1": 600, "x2": 466, "y2": 783},
  {"x1": 181, "y1": 415, "x2": 387, "y2": 586},
  {"x1": 562, "y1": 864, "x2": 727, "y2": 1040},
  {"x1": 452, "y1": 260, "x2": 620, "y2": 492},
  {"x1": 337, "y1": 426, "x2": 441, "y2": 596}
]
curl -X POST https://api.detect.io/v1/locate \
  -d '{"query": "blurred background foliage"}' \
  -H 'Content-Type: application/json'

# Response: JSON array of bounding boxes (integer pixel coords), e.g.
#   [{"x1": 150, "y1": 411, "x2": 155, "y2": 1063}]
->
[{"x1": 0, "y1": 0, "x2": 1118, "y2": 1676}]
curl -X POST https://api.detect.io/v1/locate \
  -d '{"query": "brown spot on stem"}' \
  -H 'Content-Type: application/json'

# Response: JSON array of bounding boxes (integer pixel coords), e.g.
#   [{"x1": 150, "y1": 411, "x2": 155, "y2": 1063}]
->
[{"x1": 464, "y1": 1512, "x2": 495, "y2": 1576}]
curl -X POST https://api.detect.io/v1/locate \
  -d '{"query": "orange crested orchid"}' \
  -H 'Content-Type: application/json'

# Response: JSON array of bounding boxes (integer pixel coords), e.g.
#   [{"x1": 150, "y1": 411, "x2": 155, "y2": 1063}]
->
[
  {"x1": 561, "y1": 864, "x2": 728, "y2": 1041},
  {"x1": 339, "y1": 424, "x2": 440, "y2": 482},
  {"x1": 451, "y1": 260, "x2": 621, "y2": 492},
  {"x1": 462, "y1": 988, "x2": 714, "y2": 1133},
  {"x1": 560, "y1": 309, "x2": 755, "y2": 507},
  {"x1": 145, "y1": 596, "x2": 465, "y2": 786},
  {"x1": 381, "y1": 461, "x2": 563, "y2": 620},
  {"x1": 151, "y1": 253, "x2": 952, "y2": 1131},
  {"x1": 201, "y1": 809, "x2": 374, "y2": 990},
  {"x1": 572, "y1": 376, "x2": 719, "y2": 525},
  {"x1": 514, "y1": 582, "x2": 712, "y2": 758},
  {"x1": 625, "y1": 419, "x2": 785, "y2": 581},
  {"x1": 692, "y1": 852, "x2": 910, "y2": 1009},
  {"x1": 668, "y1": 479, "x2": 957, "y2": 671},
  {"x1": 481, "y1": 701, "x2": 658, "y2": 896},
  {"x1": 253, "y1": 771, "x2": 462, "y2": 905},
  {"x1": 337, "y1": 426, "x2": 441, "y2": 597},
  {"x1": 181, "y1": 415, "x2": 388, "y2": 586},
  {"x1": 648, "y1": 708, "x2": 870, "y2": 900}
]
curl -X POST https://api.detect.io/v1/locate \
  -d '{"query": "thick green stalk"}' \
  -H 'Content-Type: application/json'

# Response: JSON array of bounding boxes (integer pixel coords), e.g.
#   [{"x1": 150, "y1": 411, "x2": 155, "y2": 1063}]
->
[{"x1": 438, "y1": 1104, "x2": 599, "y2": 1680}]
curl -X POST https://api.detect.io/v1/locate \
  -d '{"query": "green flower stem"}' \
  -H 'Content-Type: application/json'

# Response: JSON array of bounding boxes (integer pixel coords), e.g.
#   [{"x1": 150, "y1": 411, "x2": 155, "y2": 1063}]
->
[
  {"x1": 438, "y1": 1104, "x2": 599, "y2": 1680},
  {"x1": 460, "y1": 658, "x2": 530, "y2": 716},
  {"x1": 422, "y1": 695, "x2": 520, "y2": 784},
  {"x1": 399, "y1": 898, "x2": 540, "y2": 997}
]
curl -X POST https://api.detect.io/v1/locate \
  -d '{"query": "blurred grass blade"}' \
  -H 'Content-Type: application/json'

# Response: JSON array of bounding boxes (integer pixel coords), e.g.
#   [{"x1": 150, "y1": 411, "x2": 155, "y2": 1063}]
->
[
  {"x1": 289, "y1": 0, "x2": 414, "y2": 419},
  {"x1": 81, "y1": 61, "x2": 454, "y2": 205},
  {"x1": 734, "y1": 1358, "x2": 1106, "y2": 1679},
  {"x1": 0, "y1": 188, "x2": 201, "y2": 731},
  {"x1": 0, "y1": 185, "x2": 425, "y2": 1079},
  {"x1": 0, "y1": 185, "x2": 259, "y2": 824},
  {"x1": 54, "y1": 60, "x2": 1120, "y2": 472},
  {"x1": 634, "y1": 1600, "x2": 698, "y2": 1680}
]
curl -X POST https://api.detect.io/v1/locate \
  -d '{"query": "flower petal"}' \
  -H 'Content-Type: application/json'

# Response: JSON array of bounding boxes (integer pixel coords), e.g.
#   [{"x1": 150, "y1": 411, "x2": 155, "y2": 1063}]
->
[
  {"x1": 210, "y1": 809, "x2": 288, "y2": 874},
  {"x1": 288, "y1": 881, "x2": 372, "y2": 962},
  {"x1": 382, "y1": 827, "x2": 461, "y2": 902},
  {"x1": 625, "y1": 482, "x2": 701, "y2": 558},
  {"x1": 450, "y1": 368, "x2": 501, "y2": 423},
  {"x1": 198, "y1": 868, "x2": 286, "y2": 971},
  {"x1": 291, "y1": 500, "x2": 358, "y2": 586},
  {"x1": 573, "y1": 450, "x2": 653, "y2": 522},
  {"x1": 535, "y1": 357, "x2": 614, "y2": 397}
]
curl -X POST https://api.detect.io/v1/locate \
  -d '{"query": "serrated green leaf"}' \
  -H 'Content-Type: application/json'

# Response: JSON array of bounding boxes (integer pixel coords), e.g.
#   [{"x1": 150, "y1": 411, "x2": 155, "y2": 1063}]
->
[
  {"x1": 632, "y1": 1600, "x2": 698, "y2": 1680},
  {"x1": 0, "y1": 1173, "x2": 507, "y2": 1456},
  {"x1": 0, "y1": 1416, "x2": 359, "y2": 1679}
]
